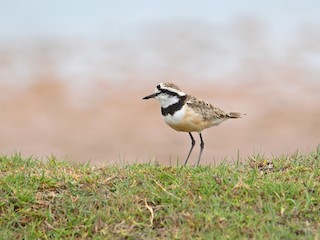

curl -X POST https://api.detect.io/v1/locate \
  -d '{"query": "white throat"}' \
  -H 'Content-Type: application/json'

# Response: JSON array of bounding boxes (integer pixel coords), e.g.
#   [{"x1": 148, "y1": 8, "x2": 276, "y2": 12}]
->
[{"x1": 155, "y1": 94, "x2": 180, "y2": 108}]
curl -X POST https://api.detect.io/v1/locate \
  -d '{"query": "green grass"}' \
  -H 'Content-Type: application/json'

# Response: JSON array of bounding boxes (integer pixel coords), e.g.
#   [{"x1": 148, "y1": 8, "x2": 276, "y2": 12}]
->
[{"x1": 0, "y1": 147, "x2": 319, "y2": 239}]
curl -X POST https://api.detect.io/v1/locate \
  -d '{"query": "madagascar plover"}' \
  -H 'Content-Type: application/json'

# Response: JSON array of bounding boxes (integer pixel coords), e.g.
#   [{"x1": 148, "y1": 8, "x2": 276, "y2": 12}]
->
[{"x1": 143, "y1": 82, "x2": 245, "y2": 166}]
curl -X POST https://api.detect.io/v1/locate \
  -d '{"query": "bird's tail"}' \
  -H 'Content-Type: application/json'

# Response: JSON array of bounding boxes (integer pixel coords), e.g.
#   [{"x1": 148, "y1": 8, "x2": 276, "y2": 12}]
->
[{"x1": 227, "y1": 112, "x2": 246, "y2": 118}]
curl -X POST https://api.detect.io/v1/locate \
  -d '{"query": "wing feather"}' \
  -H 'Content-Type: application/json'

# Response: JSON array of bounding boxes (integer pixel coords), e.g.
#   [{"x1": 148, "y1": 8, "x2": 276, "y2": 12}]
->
[{"x1": 185, "y1": 95, "x2": 229, "y2": 121}]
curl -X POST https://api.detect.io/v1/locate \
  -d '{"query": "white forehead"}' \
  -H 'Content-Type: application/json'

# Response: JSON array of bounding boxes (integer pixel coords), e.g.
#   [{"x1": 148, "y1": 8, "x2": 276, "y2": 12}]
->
[{"x1": 155, "y1": 83, "x2": 185, "y2": 96}]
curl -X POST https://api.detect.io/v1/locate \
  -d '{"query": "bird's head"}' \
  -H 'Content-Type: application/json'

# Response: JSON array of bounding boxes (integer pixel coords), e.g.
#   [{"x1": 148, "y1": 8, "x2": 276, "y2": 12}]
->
[{"x1": 143, "y1": 83, "x2": 186, "y2": 108}]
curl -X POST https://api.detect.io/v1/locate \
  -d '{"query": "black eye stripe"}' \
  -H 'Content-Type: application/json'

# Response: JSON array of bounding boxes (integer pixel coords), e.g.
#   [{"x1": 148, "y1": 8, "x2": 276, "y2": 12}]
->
[{"x1": 158, "y1": 88, "x2": 181, "y2": 97}]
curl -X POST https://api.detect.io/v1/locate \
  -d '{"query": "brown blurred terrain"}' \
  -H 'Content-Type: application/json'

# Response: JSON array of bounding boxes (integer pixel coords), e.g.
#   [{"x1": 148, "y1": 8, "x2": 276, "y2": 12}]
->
[
  {"x1": 0, "y1": 21, "x2": 319, "y2": 165},
  {"x1": 0, "y1": 77, "x2": 319, "y2": 166}
]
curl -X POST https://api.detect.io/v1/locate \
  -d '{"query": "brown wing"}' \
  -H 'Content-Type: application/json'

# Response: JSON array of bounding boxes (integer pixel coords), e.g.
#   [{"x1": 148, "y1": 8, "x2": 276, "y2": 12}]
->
[{"x1": 185, "y1": 95, "x2": 229, "y2": 121}]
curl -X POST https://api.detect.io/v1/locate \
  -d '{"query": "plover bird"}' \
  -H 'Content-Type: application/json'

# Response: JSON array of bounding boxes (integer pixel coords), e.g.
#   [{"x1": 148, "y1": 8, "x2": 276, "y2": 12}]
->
[{"x1": 143, "y1": 83, "x2": 245, "y2": 166}]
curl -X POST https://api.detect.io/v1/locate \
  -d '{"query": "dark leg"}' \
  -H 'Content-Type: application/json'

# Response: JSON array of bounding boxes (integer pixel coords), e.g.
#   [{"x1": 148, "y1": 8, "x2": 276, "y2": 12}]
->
[
  {"x1": 196, "y1": 133, "x2": 205, "y2": 166},
  {"x1": 184, "y1": 132, "x2": 195, "y2": 166}
]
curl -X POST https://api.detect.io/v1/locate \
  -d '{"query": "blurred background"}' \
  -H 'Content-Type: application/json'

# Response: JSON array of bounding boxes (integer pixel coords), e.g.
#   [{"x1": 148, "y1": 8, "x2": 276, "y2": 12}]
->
[{"x1": 0, "y1": 1, "x2": 319, "y2": 165}]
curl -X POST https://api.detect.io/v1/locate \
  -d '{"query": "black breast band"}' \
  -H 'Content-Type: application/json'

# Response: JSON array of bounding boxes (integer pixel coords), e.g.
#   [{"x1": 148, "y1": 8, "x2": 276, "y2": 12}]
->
[{"x1": 161, "y1": 95, "x2": 187, "y2": 116}]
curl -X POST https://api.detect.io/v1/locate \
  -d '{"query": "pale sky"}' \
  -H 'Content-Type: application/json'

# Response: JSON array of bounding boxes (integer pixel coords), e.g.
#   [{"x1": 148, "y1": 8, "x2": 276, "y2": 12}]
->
[
  {"x1": 0, "y1": 0, "x2": 319, "y2": 39},
  {"x1": 1, "y1": 0, "x2": 319, "y2": 86}
]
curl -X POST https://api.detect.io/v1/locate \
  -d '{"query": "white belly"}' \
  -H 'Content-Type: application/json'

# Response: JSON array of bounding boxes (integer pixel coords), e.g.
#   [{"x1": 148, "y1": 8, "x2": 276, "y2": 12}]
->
[
  {"x1": 162, "y1": 106, "x2": 205, "y2": 132},
  {"x1": 163, "y1": 108, "x2": 185, "y2": 126},
  {"x1": 162, "y1": 105, "x2": 227, "y2": 132}
]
